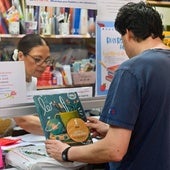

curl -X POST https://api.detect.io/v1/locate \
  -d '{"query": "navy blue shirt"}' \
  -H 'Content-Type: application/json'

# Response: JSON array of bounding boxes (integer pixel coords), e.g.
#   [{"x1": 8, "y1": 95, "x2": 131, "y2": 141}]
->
[{"x1": 100, "y1": 49, "x2": 170, "y2": 170}]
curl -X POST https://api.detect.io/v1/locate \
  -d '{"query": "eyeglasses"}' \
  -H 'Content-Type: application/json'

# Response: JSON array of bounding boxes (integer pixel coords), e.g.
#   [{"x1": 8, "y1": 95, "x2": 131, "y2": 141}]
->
[{"x1": 27, "y1": 54, "x2": 52, "y2": 66}]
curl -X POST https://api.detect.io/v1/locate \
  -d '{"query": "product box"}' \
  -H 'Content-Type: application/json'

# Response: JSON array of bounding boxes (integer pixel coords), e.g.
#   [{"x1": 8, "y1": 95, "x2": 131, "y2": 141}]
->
[{"x1": 72, "y1": 72, "x2": 96, "y2": 85}]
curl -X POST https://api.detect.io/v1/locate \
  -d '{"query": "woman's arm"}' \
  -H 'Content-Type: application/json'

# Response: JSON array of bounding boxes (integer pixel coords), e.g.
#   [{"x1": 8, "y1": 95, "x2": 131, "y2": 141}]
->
[{"x1": 14, "y1": 115, "x2": 44, "y2": 135}]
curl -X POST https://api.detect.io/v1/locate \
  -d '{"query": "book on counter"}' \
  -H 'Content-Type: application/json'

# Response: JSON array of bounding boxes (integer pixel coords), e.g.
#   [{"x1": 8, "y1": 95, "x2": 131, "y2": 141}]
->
[
  {"x1": 33, "y1": 92, "x2": 93, "y2": 146},
  {"x1": 5, "y1": 144, "x2": 86, "y2": 170}
]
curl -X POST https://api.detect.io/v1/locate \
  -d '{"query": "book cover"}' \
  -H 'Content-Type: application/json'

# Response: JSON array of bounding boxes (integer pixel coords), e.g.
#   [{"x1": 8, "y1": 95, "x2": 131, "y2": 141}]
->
[{"x1": 33, "y1": 92, "x2": 92, "y2": 146}]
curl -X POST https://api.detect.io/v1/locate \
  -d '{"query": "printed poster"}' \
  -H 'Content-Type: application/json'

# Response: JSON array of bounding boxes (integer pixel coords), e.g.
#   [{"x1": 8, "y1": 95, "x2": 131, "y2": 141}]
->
[
  {"x1": 96, "y1": 21, "x2": 128, "y2": 96},
  {"x1": 26, "y1": 0, "x2": 97, "y2": 9},
  {"x1": 0, "y1": 62, "x2": 27, "y2": 106},
  {"x1": 95, "y1": 0, "x2": 141, "y2": 96}
]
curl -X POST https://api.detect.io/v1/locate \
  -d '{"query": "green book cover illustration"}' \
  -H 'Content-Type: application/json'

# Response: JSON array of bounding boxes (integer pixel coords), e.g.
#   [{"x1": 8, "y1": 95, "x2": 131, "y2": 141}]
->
[{"x1": 33, "y1": 92, "x2": 92, "y2": 145}]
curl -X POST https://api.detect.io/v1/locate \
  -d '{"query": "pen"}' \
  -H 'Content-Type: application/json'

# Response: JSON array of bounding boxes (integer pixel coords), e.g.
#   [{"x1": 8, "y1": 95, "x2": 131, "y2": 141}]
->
[{"x1": 24, "y1": 151, "x2": 47, "y2": 157}]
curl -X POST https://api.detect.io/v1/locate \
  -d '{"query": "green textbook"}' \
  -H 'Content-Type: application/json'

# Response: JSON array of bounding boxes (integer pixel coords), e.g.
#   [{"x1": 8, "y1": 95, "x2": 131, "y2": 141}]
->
[{"x1": 33, "y1": 92, "x2": 92, "y2": 146}]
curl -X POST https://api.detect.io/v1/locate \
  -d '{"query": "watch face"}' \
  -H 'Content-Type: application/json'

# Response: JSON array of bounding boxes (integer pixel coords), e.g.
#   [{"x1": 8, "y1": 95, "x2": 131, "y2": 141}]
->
[
  {"x1": 66, "y1": 118, "x2": 90, "y2": 143},
  {"x1": 62, "y1": 153, "x2": 67, "y2": 161}
]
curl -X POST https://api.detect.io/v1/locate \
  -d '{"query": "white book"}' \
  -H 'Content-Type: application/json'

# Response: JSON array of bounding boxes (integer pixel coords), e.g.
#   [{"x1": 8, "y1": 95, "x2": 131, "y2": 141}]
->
[{"x1": 5, "y1": 145, "x2": 86, "y2": 170}]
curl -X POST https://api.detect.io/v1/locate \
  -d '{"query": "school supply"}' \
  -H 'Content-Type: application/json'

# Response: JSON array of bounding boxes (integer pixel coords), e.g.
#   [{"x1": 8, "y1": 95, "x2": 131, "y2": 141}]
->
[
  {"x1": 33, "y1": 92, "x2": 93, "y2": 146},
  {"x1": 5, "y1": 144, "x2": 86, "y2": 170},
  {"x1": 0, "y1": 138, "x2": 21, "y2": 146}
]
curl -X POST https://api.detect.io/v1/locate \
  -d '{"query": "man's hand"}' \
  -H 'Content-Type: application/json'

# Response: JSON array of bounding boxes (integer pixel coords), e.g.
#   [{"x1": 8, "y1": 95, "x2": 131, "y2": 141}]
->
[
  {"x1": 86, "y1": 117, "x2": 109, "y2": 138},
  {"x1": 45, "y1": 139, "x2": 70, "y2": 161}
]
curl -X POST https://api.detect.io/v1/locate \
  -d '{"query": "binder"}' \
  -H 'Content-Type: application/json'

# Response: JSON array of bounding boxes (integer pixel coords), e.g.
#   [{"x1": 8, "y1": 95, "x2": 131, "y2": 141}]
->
[{"x1": 72, "y1": 8, "x2": 81, "y2": 35}]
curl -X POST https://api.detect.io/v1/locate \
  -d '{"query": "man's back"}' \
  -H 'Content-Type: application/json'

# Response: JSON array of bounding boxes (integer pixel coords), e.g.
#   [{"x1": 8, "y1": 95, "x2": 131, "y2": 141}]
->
[{"x1": 118, "y1": 49, "x2": 170, "y2": 170}]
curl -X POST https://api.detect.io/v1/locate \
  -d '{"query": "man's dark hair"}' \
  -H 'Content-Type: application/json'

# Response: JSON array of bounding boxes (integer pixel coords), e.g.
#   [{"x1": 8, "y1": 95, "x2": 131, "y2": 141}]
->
[{"x1": 115, "y1": 1, "x2": 164, "y2": 41}]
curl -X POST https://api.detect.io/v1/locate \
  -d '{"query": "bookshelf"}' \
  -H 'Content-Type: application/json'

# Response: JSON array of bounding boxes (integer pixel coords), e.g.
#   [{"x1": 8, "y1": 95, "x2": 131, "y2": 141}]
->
[
  {"x1": 0, "y1": 0, "x2": 97, "y2": 90},
  {"x1": 0, "y1": 33, "x2": 92, "y2": 39}
]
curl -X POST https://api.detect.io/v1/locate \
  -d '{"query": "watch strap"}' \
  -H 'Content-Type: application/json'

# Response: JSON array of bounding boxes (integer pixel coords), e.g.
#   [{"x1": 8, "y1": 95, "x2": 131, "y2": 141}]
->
[{"x1": 62, "y1": 146, "x2": 72, "y2": 162}]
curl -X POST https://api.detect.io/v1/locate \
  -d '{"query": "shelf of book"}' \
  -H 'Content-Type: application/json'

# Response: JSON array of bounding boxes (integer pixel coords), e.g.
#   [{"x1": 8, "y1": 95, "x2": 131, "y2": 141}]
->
[
  {"x1": 37, "y1": 84, "x2": 94, "y2": 90},
  {"x1": 0, "y1": 33, "x2": 92, "y2": 39}
]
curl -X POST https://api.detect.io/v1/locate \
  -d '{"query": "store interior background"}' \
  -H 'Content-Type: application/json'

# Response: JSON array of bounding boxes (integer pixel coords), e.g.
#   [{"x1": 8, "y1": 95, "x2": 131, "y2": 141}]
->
[{"x1": 0, "y1": 1, "x2": 170, "y2": 169}]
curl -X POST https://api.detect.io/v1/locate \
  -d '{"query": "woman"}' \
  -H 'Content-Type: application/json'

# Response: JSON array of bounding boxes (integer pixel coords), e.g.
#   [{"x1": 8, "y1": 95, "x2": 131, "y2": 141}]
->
[{"x1": 13, "y1": 34, "x2": 51, "y2": 135}]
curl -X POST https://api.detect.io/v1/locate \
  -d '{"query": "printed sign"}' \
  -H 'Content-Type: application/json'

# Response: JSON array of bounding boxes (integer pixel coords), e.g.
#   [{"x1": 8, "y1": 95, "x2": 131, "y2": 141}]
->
[
  {"x1": 0, "y1": 62, "x2": 27, "y2": 106},
  {"x1": 96, "y1": 21, "x2": 128, "y2": 96}
]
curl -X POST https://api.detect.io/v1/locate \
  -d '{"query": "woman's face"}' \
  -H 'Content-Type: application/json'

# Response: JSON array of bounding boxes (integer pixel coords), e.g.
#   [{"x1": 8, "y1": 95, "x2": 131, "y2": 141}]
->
[{"x1": 18, "y1": 45, "x2": 50, "y2": 82}]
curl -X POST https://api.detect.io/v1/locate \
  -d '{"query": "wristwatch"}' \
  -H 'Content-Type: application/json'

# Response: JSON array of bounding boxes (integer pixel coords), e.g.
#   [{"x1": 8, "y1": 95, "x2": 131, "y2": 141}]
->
[{"x1": 62, "y1": 146, "x2": 72, "y2": 162}]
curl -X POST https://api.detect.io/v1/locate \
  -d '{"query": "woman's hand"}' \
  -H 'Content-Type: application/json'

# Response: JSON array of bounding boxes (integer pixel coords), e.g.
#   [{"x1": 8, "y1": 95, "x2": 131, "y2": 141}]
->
[
  {"x1": 45, "y1": 139, "x2": 70, "y2": 161},
  {"x1": 86, "y1": 117, "x2": 109, "y2": 138}
]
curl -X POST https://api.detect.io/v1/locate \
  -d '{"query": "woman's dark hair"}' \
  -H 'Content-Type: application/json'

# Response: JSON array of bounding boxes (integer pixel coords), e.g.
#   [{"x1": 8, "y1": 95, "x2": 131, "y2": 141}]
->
[
  {"x1": 115, "y1": 1, "x2": 164, "y2": 41},
  {"x1": 17, "y1": 34, "x2": 49, "y2": 55}
]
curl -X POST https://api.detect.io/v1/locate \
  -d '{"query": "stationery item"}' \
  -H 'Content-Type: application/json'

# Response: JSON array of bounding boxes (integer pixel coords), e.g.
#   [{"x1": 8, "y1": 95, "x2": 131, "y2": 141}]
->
[
  {"x1": 12, "y1": 0, "x2": 23, "y2": 19},
  {"x1": 25, "y1": 21, "x2": 37, "y2": 34},
  {"x1": 88, "y1": 9, "x2": 95, "y2": 37},
  {"x1": 63, "y1": 65, "x2": 73, "y2": 85},
  {"x1": 8, "y1": 21, "x2": 19, "y2": 34},
  {"x1": 68, "y1": 8, "x2": 73, "y2": 33},
  {"x1": 20, "y1": 134, "x2": 45, "y2": 142},
  {"x1": 79, "y1": 9, "x2": 88, "y2": 35},
  {"x1": 0, "y1": 0, "x2": 11, "y2": 13},
  {"x1": 5, "y1": 145, "x2": 86, "y2": 170},
  {"x1": 33, "y1": 92, "x2": 93, "y2": 146},
  {"x1": 72, "y1": 8, "x2": 81, "y2": 34},
  {"x1": 0, "y1": 138, "x2": 21, "y2": 146},
  {"x1": 52, "y1": 7, "x2": 59, "y2": 35},
  {"x1": 58, "y1": 7, "x2": 71, "y2": 35},
  {"x1": 20, "y1": 0, "x2": 26, "y2": 16},
  {"x1": 0, "y1": 15, "x2": 8, "y2": 34},
  {"x1": 64, "y1": 7, "x2": 69, "y2": 23},
  {"x1": 59, "y1": 22, "x2": 69, "y2": 35},
  {"x1": 12, "y1": 0, "x2": 24, "y2": 32},
  {"x1": 34, "y1": 6, "x2": 40, "y2": 33},
  {"x1": 40, "y1": 6, "x2": 51, "y2": 35}
]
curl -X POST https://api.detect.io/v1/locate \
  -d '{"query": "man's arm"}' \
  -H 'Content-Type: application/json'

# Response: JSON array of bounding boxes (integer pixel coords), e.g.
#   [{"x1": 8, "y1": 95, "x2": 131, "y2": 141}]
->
[
  {"x1": 68, "y1": 126, "x2": 132, "y2": 163},
  {"x1": 45, "y1": 126, "x2": 132, "y2": 163}
]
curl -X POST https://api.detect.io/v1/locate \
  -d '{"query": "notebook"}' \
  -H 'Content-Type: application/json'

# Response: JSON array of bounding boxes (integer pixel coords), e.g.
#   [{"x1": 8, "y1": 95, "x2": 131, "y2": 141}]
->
[{"x1": 33, "y1": 92, "x2": 93, "y2": 146}]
